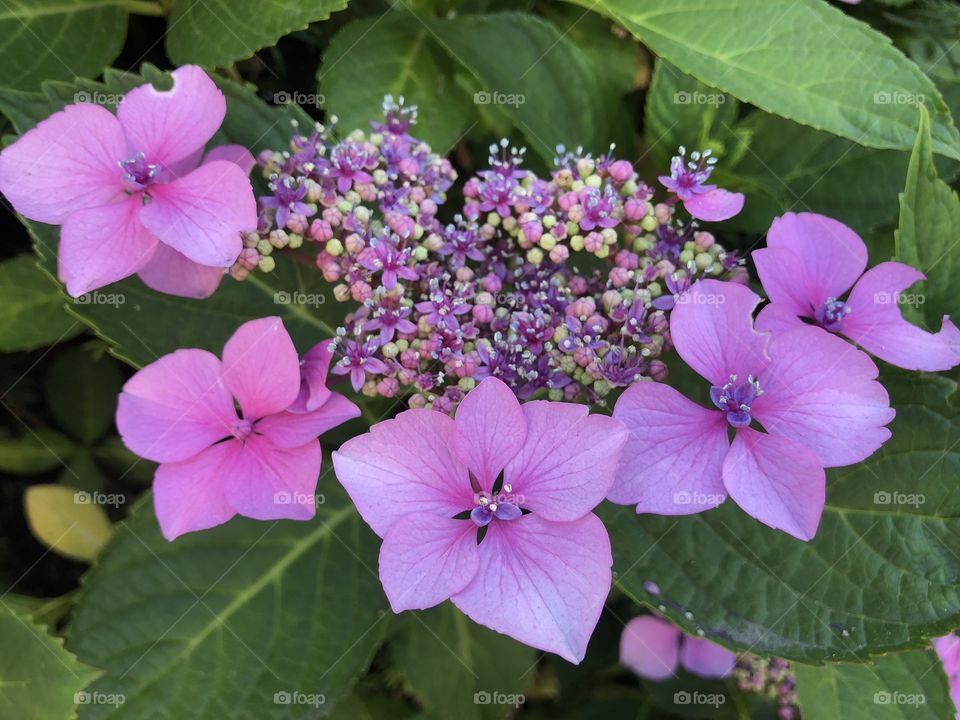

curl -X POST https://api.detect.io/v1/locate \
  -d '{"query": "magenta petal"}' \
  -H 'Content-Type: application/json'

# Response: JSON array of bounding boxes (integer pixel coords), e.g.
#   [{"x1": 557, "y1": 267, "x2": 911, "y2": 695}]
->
[
  {"x1": 452, "y1": 377, "x2": 527, "y2": 490},
  {"x1": 257, "y1": 393, "x2": 360, "y2": 449},
  {"x1": 755, "y1": 325, "x2": 894, "y2": 467},
  {"x1": 722, "y1": 428, "x2": 825, "y2": 541},
  {"x1": 153, "y1": 442, "x2": 237, "y2": 540},
  {"x1": 451, "y1": 513, "x2": 612, "y2": 664},
  {"x1": 290, "y1": 341, "x2": 334, "y2": 413},
  {"x1": 379, "y1": 514, "x2": 480, "y2": 612},
  {"x1": 753, "y1": 246, "x2": 818, "y2": 318},
  {"x1": 844, "y1": 262, "x2": 960, "y2": 371},
  {"x1": 620, "y1": 616, "x2": 681, "y2": 681},
  {"x1": 333, "y1": 409, "x2": 474, "y2": 537},
  {"x1": 117, "y1": 66, "x2": 226, "y2": 170},
  {"x1": 0, "y1": 103, "x2": 126, "y2": 224},
  {"x1": 680, "y1": 636, "x2": 736, "y2": 679},
  {"x1": 117, "y1": 348, "x2": 235, "y2": 463},
  {"x1": 504, "y1": 401, "x2": 627, "y2": 521},
  {"x1": 137, "y1": 242, "x2": 225, "y2": 299},
  {"x1": 671, "y1": 279, "x2": 769, "y2": 386},
  {"x1": 683, "y1": 188, "x2": 744, "y2": 222},
  {"x1": 221, "y1": 317, "x2": 301, "y2": 420},
  {"x1": 59, "y1": 196, "x2": 158, "y2": 297},
  {"x1": 610, "y1": 382, "x2": 730, "y2": 514},
  {"x1": 765, "y1": 212, "x2": 867, "y2": 301},
  {"x1": 754, "y1": 302, "x2": 807, "y2": 335},
  {"x1": 223, "y1": 435, "x2": 321, "y2": 521},
  {"x1": 202, "y1": 144, "x2": 256, "y2": 174},
  {"x1": 139, "y1": 160, "x2": 255, "y2": 267}
]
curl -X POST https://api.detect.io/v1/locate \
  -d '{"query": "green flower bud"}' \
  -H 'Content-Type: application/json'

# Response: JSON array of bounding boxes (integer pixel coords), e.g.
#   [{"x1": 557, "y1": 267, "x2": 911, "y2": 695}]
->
[{"x1": 258, "y1": 255, "x2": 276, "y2": 273}]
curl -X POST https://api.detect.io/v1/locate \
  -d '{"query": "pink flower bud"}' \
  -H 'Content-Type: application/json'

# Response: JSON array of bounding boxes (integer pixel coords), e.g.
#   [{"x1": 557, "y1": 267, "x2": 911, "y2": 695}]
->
[
  {"x1": 694, "y1": 231, "x2": 715, "y2": 250},
  {"x1": 351, "y1": 281, "x2": 373, "y2": 302},
  {"x1": 482, "y1": 274, "x2": 502, "y2": 293},
  {"x1": 608, "y1": 267, "x2": 630, "y2": 288},
  {"x1": 568, "y1": 297, "x2": 596, "y2": 319},
  {"x1": 400, "y1": 349, "x2": 420, "y2": 369},
  {"x1": 309, "y1": 219, "x2": 333, "y2": 242},
  {"x1": 584, "y1": 232, "x2": 604, "y2": 253},
  {"x1": 323, "y1": 207, "x2": 343, "y2": 226},
  {"x1": 399, "y1": 157, "x2": 420, "y2": 177},
  {"x1": 655, "y1": 203, "x2": 673, "y2": 225},
  {"x1": 344, "y1": 233, "x2": 365, "y2": 255},
  {"x1": 624, "y1": 197, "x2": 646, "y2": 221},
  {"x1": 377, "y1": 377, "x2": 399, "y2": 398},
  {"x1": 609, "y1": 160, "x2": 634, "y2": 183},
  {"x1": 615, "y1": 249, "x2": 640, "y2": 270},
  {"x1": 472, "y1": 304, "x2": 493, "y2": 324},
  {"x1": 558, "y1": 191, "x2": 578, "y2": 212},
  {"x1": 549, "y1": 244, "x2": 569, "y2": 264}
]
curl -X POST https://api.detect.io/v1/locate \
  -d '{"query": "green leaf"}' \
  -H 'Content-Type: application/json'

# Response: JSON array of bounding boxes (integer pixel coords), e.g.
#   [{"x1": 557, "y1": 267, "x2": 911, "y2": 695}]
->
[
  {"x1": 24, "y1": 484, "x2": 114, "y2": 563},
  {"x1": 67, "y1": 486, "x2": 388, "y2": 719},
  {"x1": 0, "y1": 254, "x2": 82, "y2": 351},
  {"x1": 576, "y1": 0, "x2": 960, "y2": 159},
  {"x1": 1, "y1": 593, "x2": 75, "y2": 627},
  {"x1": 427, "y1": 12, "x2": 604, "y2": 162},
  {"x1": 604, "y1": 371, "x2": 960, "y2": 662},
  {"x1": 0, "y1": 429, "x2": 76, "y2": 475},
  {"x1": 0, "y1": 0, "x2": 127, "y2": 91},
  {"x1": 0, "y1": 603, "x2": 100, "y2": 720},
  {"x1": 895, "y1": 104, "x2": 960, "y2": 326},
  {"x1": 165, "y1": 0, "x2": 348, "y2": 67},
  {"x1": 319, "y1": 13, "x2": 473, "y2": 152},
  {"x1": 57, "y1": 448, "x2": 105, "y2": 494},
  {"x1": 45, "y1": 345, "x2": 123, "y2": 445},
  {"x1": 390, "y1": 602, "x2": 536, "y2": 720},
  {"x1": 795, "y1": 649, "x2": 953, "y2": 719}
]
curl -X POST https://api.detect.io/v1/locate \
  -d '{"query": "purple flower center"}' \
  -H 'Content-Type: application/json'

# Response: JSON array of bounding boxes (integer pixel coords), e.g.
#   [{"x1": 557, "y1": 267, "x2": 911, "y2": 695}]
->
[
  {"x1": 232, "y1": 418, "x2": 254, "y2": 441},
  {"x1": 466, "y1": 470, "x2": 522, "y2": 527},
  {"x1": 710, "y1": 375, "x2": 762, "y2": 428},
  {"x1": 120, "y1": 151, "x2": 159, "y2": 191},
  {"x1": 814, "y1": 297, "x2": 851, "y2": 332}
]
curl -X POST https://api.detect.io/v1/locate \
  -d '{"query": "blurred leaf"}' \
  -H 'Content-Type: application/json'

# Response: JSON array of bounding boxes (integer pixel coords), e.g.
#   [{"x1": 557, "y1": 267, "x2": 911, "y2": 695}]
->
[
  {"x1": 166, "y1": 0, "x2": 348, "y2": 67},
  {"x1": 93, "y1": 436, "x2": 155, "y2": 485},
  {"x1": 427, "y1": 12, "x2": 604, "y2": 162},
  {"x1": 45, "y1": 345, "x2": 123, "y2": 445},
  {"x1": 24, "y1": 484, "x2": 113, "y2": 563},
  {"x1": 576, "y1": 0, "x2": 960, "y2": 159},
  {"x1": 57, "y1": 448, "x2": 104, "y2": 494},
  {"x1": 391, "y1": 602, "x2": 536, "y2": 720},
  {"x1": 795, "y1": 650, "x2": 953, "y2": 718},
  {"x1": 67, "y1": 486, "x2": 388, "y2": 719},
  {"x1": 0, "y1": 0, "x2": 127, "y2": 91},
  {"x1": 1, "y1": 593, "x2": 75, "y2": 627},
  {"x1": 0, "y1": 428, "x2": 75, "y2": 474},
  {"x1": 895, "y1": 104, "x2": 960, "y2": 326},
  {"x1": 603, "y1": 372, "x2": 960, "y2": 662},
  {"x1": 0, "y1": 604, "x2": 100, "y2": 720},
  {"x1": 320, "y1": 13, "x2": 473, "y2": 151},
  {"x1": 0, "y1": 254, "x2": 81, "y2": 351}
]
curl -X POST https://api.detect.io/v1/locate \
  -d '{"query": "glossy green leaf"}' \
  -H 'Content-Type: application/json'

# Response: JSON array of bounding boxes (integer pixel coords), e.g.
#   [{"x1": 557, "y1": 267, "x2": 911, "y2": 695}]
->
[
  {"x1": 577, "y1": 0, "x2": 960, "y2": 159},
  {"x1": 0, "y1": 254, "x2": 81, "y2": 351},
  {"x1": 604, "y1": 372, "x2": 960, "y2": 662},
  {"x1": 45, "y1": 345, "x2": 123, "y2": 445},
  {"x1": 795, "y1": 649, "x2": 953, "y2": 719},
  {"x1": 67, "y1": 486, "x2": 388, "y2": 719}
]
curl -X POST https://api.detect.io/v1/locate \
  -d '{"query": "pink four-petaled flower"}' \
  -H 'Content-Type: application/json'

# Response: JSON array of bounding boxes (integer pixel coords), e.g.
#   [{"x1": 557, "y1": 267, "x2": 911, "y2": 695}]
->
[
  {"x1": 332, "y1": 377, "x2": 628, "y2": 663},
  {"x1": 117, "y1": 317, "x2": 359, "y2": 540}
]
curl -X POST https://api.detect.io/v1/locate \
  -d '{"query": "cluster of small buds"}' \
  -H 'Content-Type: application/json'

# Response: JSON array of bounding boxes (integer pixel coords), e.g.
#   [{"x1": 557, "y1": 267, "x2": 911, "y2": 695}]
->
[
  {"x1": 734, "y1": 655, "x2": 798, "y2": 720},
  {"x1": 249, "y1": 97, "x2": 745, "y2": 412}
]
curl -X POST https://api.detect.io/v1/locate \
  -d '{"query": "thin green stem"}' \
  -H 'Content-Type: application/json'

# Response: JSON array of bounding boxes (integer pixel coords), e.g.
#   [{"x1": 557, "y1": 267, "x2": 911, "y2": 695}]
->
[{"x1": 125, "y1": 0, "x2": 165, "y2": 16}]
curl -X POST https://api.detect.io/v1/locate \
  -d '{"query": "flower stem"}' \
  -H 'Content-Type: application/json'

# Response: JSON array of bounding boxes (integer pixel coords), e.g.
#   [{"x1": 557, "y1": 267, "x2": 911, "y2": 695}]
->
[{"x1": 125, "y1": 0, "x2": 166, "y2": 16}]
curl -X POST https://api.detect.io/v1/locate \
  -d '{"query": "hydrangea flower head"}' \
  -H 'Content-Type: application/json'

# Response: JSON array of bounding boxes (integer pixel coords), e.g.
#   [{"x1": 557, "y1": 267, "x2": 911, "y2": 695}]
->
[
  {"x1": 611, "y1": 280, "x2": 894, "y2": 540},
  {"x1": 116, "y1": 317, "x2": 359, "y2": 540},
  {"x1": 621, "y1": 615, "x2": 736, "y2": 681},
  {"x1": 0, "y1": 66, "x2": 257, "y2": 298},
  {"x1": 332, "y1": 377, "x2": 628, "y2": 662},
  {"x1": 753, "y1": 212, "x2": 959, "y2": 371}
]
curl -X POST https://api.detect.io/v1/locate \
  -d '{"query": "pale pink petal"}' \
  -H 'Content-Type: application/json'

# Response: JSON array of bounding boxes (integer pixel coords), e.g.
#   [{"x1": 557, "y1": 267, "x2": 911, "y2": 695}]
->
[
  {"x1": 139, "y1": 160, "x2": 255, "y2": 267},
  {"x1": 680, "y1": 636, "x2": 736, "y2": 678},
  {"x1": 221, "y1": 317, "x2": 301, "y2": 420},
  {"x1": 452, "y1": 377, "x2": 527, "y2": 490},
  {"x1": 153, "y1": 441, "x2": 238, "y2": 540},
  {"x1": 451, "y1": 513, "x2": 611, "y2": 664},
  {"x1": 610, "y1": 382, "x2": 730, "y2": 514},
  {"x1": 290, "y1": 341, "x2": 334, "y2": 413},
  {"x1": 58, "y1": 196, "x2": 158, "y2": 297},
  {"x1": 223, "y1": 435, "x2": 321, "y2": 521},
  {"x1": 379, "y1": 515, "x2": 480, "y2": 612},
  {"x1": 257, "y1": 393, "x2": 360, "y2": 449},
  {"x1": 203, "y1": 144, "x2": 256, "y2": 174},
  {"x1": 754, "y1": 302, "x2": 807, "y2": 335},
  {"x1": 844, "y1": 262, "x2": 960, "y2": 371},
  {"x1": 670, "y1": 279, "x2": 769, "y2": 386},
  {"x1": 942, "y1": 317, "x2": 960, "y2": 357},
  {"x1": 117, "y1": 66, "x2": 226, "y2": 171},
  {"x1": 620, "y1": 616, "x2": 681, "y2": 681},
  {"x1": 722, "y1": 428, "x2": 825, "y2": 541},
  {"x1": 333, "y1": 409, "x2": 473, "y2": 537},
  {"x1": 684, "y1": 188, "x2": 744, "y2": 222},
  {"x1": 117, "y1": 348, "x2": 235, "y2": 463},
  {"x1": 753, "y1": 246, "x2": 817, "y2": 318},
  {"x1": 503, "y1": 401, "x2": 627, "y2": 521},
  {"x1": 934, "y1": 634, "x2": 960, "y2": 716},
  {"x1": 0, "y1": 103, "x2": 126, "y2": 224},
  {"x1": 754, "y1": 325, "x2": 894, "y2": 467},
  {"x1": 765, "y1": 212, "x2": 866, "y2": 301},
  {"x1": 137, "y1": 242, "x2": 225, "y2": 299}
]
